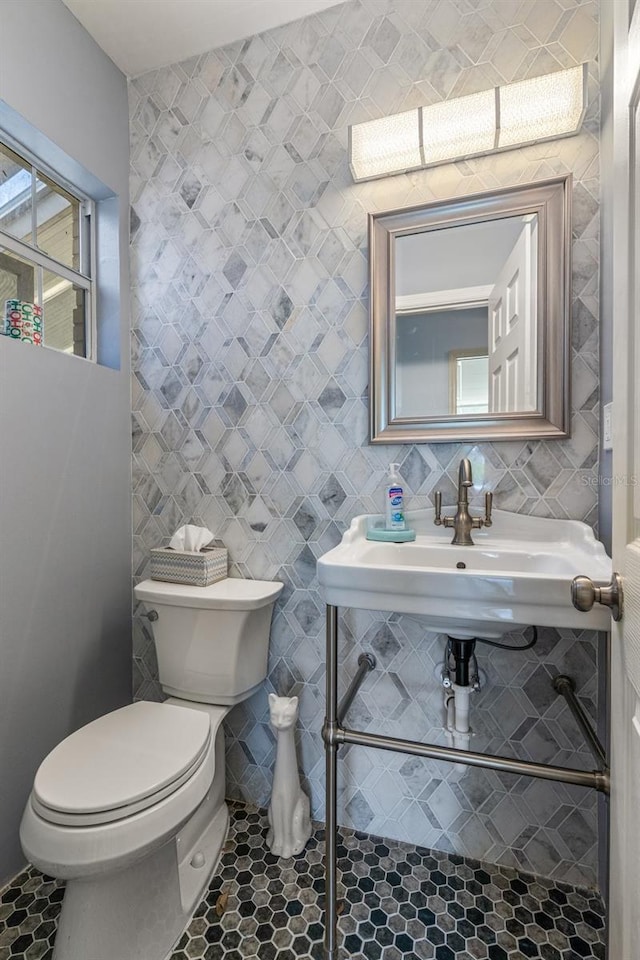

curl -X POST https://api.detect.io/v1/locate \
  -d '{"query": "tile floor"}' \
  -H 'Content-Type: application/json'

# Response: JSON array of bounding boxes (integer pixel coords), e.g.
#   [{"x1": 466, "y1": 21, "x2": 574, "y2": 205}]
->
[{"x1": 0, "y1": 803, "x2": 606, "y2": 960}]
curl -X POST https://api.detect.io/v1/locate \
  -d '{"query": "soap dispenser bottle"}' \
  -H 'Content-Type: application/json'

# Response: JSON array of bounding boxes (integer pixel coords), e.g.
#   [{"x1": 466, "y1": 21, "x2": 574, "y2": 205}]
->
[{"x1": 384, "y1": 463, "x2": 405, "y2": 530}]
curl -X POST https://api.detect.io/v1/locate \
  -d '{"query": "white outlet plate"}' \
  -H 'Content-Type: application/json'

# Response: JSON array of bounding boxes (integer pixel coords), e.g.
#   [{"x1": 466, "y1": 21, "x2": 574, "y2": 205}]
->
[{"x1": 603, "y1": 401, "x2": 613, "y2": 451}]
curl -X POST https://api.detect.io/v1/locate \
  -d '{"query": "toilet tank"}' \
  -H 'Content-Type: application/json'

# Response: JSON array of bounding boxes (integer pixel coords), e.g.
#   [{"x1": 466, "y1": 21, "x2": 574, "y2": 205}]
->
[{"x1": 134, "y1": 579, "x2": 283, "y2": 705}]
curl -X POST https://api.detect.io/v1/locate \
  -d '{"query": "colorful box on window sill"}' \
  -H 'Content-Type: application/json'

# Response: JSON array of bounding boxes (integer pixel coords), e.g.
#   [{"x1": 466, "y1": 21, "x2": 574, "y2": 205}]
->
[
  {"x1": 150, "y1": 545, "x2": 228, "y2": 587},
  {"x1": 3, "y1": 300, "x2": 43, "y2": 345}
]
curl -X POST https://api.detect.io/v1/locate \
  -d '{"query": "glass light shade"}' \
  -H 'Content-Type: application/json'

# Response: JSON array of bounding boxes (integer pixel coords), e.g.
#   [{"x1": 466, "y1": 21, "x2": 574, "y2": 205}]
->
[
  {"x1": 347, "y1": 64, "x2": 587, "y2": 182},
  {"x1": 349, "y1": 109, "x2": 422, "y2": 181},
  {"x1": 498, "y1": 64, "x2": 586, "y2": 148},
  {"x1": 421, "y1": 89, "x2": 496, "y2": 166}
]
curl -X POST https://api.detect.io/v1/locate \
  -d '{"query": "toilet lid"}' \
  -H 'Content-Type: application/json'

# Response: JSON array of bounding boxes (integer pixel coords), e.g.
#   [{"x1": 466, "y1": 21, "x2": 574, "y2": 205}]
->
[{"x1": 33, "y1": 702, "x2": 211, "y2": 824}]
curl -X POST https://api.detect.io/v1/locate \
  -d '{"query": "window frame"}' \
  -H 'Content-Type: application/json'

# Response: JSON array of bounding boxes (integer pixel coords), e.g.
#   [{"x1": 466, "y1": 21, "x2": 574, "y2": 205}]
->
[
  {"x1": 0, "y1": 135, "x2": 97, "y2": 360},
  {"x1": 448, "y1": 347, "x2": 490, "y2": 416}
]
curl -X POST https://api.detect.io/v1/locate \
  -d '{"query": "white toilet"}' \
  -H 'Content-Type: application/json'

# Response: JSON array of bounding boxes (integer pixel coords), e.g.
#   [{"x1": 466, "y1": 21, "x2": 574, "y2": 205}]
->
[{"x1": 20, "y1": 576, "x2": 283, "y2": 960}]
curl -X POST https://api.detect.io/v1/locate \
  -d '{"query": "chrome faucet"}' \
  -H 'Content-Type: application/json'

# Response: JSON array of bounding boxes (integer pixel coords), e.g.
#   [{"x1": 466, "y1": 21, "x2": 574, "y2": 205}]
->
[{"x1": 433, "y1": 458, "x2": 493, "y2": 545}]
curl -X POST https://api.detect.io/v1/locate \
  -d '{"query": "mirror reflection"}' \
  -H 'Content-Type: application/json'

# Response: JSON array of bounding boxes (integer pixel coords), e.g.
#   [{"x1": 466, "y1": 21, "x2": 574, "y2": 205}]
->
[
  {"x1": 369, "y1": 176, "x2": 570, "y2": 443},
  {"x1": 394, "y1": 214, "x2": 538, "y2": 419}
]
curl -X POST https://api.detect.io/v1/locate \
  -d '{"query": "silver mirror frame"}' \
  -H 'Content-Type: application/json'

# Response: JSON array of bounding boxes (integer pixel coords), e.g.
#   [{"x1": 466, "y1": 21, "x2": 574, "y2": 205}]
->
[{"x1": 369, "y1": 175, "x2": 572, "y2": 444}]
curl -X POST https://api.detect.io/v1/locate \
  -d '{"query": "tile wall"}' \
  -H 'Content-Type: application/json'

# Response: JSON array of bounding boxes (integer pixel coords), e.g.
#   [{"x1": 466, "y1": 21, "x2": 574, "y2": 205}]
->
[{"x1": 129, "y1": 0, "x2": 601, "y2": 887}]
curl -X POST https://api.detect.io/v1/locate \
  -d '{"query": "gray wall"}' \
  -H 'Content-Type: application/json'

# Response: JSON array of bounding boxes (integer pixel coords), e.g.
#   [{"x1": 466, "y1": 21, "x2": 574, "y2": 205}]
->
[
  {"x1": 0, "y1": 0, "x2": 131, "y2": 883},
  {"x1": 396, "y1": 307, "x2": 488, "y2": 417},
  {"x1": 130, "y1": 0, "x2": 602, "y2": 887}
]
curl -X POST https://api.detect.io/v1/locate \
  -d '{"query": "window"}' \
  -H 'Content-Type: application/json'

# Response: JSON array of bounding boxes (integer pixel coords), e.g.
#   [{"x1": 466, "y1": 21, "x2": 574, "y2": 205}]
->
[
  {"x1": 0, "y1": 140, "x2": 95, "y2": 357},
  {"x1": 449, "y1": 348, "x2": 489, "y2": 415}
]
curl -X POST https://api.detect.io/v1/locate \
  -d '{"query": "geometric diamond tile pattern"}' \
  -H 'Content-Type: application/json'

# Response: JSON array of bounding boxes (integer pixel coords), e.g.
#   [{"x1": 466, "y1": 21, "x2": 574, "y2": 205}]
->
[
  {"x1": 129, "y1": 0, "x2": 603, "y2": 886},
  {"x1": 0, "y1": 804, "x2": 606, "y2": 960}
]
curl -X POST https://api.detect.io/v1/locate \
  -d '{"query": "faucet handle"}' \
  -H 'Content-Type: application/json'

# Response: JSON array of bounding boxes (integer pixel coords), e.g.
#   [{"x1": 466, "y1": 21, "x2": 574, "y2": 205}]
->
[
  {"x1": 434, "y1": 490, "x2": 442, "y2": 525},
  {"x1": 484, "y1": 491, "x2": 493, "y2": 527}
]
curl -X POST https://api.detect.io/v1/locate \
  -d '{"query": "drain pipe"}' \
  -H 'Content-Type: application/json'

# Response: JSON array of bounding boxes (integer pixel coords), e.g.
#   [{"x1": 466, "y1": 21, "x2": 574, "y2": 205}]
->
[
  {"x1": 450, "y1": 638, "x2": 474, "y2": 752},
  {"x1": 443, "y1": 637, "x2": 477, "y2": 756},
  {"x1": 451, "y1": 684, "x2": 472, "y2": 752},
  {"x1": 444, "y1": 689, "x2": 456, "y2": 749}
]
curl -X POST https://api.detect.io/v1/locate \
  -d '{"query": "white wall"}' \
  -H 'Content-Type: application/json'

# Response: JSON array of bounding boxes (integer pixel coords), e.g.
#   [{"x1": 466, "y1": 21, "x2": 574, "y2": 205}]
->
[
  {"x1": 396, "y1": 217, "x2": 527, "y2": 295},
  {"x1": 0, "y1": 0, "x2": 131, "y2": 882}
]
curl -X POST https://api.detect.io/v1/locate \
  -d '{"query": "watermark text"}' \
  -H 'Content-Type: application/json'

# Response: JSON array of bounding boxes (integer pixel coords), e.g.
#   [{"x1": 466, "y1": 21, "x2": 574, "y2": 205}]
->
[{"x1": 581, "y1": 475, "x2": 637, "y2": 486}]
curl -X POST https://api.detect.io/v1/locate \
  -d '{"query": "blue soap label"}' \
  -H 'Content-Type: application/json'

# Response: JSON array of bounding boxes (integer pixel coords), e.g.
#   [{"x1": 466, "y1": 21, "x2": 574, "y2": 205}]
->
[{"x1": 386, "y1": 481, "x2": 404, "y2": 529}]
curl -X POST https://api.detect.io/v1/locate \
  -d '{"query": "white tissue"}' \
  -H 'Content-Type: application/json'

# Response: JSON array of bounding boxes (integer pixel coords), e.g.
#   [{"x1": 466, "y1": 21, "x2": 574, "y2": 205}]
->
[{"x1": 169, "y1": 524, "x2": 214, "y2": 553}]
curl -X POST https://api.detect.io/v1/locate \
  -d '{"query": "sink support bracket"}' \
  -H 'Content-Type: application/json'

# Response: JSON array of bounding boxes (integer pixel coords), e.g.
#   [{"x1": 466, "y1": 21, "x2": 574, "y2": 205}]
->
[
  {"x1": 553, "y1": 674, "x2": 607, "y2": 769},
  {"x1": 337, "y1": 652, "x2": 376, "y2": 725},
  {"x1": 321, "y1": 604, "x2": 610, "y2": 960}
]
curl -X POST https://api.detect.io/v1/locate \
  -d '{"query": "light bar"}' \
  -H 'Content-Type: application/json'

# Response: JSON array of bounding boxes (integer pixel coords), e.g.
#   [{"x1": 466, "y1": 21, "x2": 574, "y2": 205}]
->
[
  {"x1": 349, "y1": 64, "x2": 587, "y2": 182},
  {"x1": 349, "y1": 109, "x2": 423, "y2": 182},
  {"x1": 498, "y1": 66, "x2": 586, "y2": 148},
  {"x1": 421, "y1": 88, "x2": 496, "y2": 166}
]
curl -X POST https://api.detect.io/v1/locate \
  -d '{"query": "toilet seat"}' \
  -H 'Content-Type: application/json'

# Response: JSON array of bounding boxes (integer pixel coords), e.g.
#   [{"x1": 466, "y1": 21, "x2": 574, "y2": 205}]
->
[
  {"x1": 21, "y1": 702, "x2": 227, "y2": 881},
  {"x1": 32, "y1": 702, "x2": 211, "y2": 827}
]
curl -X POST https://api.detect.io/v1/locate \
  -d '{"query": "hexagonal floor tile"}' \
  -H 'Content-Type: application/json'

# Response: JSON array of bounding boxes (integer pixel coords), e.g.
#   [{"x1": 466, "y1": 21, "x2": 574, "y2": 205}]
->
[{"x1": 0, "y1": 803, "x2": 606, "y2": 960}]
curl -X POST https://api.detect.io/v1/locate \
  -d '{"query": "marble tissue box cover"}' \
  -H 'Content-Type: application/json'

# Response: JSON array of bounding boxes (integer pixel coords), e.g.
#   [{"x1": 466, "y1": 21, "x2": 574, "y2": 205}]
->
[{"x1": 150, "y1": 546, "x2": 228, "y2": 586}]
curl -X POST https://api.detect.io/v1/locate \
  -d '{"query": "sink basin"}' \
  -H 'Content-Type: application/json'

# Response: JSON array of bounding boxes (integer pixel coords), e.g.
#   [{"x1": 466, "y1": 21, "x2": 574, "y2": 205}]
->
[{"x1": 317, "y1": 508, "x2": 612, "y2": 637}]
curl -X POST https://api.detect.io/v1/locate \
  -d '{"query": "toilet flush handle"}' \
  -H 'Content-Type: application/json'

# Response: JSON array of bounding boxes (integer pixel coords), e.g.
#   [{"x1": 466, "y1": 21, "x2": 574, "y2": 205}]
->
[{"x1": 142, "y1": 610, "x2": 159, "y2": 622}]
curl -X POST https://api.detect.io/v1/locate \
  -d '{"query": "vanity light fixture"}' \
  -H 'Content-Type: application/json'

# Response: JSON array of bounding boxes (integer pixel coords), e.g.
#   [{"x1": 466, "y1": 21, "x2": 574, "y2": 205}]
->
[{"x1": 349, "y1": 64, "x2": 588, "y2": 181}]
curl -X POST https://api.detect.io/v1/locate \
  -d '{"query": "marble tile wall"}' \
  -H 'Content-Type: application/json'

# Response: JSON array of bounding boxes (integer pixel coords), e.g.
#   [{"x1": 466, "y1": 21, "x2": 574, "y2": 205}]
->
[{"x1": 129, "y1": 0, "x2": 601, "y2": 887}]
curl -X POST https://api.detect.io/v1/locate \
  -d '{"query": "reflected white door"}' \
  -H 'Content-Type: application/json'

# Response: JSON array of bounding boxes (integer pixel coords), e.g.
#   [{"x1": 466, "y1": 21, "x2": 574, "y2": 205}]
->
[
  {"x1": 608, "y1": 1, "x2": 640, "y2": 954},
  {"x1": 487, "y1": 219, "x2": 537, "y2": 413}
]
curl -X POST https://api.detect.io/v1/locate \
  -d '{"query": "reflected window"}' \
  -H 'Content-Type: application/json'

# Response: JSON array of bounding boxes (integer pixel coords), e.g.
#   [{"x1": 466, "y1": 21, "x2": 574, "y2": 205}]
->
[{"x1": 451, "y1": 350, "x2": 489, "y2": 415}]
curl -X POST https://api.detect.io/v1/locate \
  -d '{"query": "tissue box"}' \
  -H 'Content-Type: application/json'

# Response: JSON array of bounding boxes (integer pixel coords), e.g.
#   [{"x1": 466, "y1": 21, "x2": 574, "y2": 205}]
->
[{"x1": 150, "y1": 546, "x2": 228, "y2": 587}]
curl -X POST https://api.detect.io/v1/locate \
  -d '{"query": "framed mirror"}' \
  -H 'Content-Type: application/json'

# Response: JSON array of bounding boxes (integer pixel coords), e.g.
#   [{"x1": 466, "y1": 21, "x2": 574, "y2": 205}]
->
[{"x1": 369, "y1": 176, "x2": 571, "y2": 443}]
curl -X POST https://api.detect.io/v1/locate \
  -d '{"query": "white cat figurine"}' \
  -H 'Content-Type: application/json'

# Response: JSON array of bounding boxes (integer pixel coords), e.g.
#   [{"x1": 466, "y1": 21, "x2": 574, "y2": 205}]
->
[{"x1": 267, "y1": 694, "x2": 312, "y2": 858}]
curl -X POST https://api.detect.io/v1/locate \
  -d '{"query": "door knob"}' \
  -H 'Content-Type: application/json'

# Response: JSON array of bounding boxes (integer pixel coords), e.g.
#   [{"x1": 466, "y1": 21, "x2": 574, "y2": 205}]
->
[{"x1": 571, "y1": 573, "x2": 623, "y2": 622}]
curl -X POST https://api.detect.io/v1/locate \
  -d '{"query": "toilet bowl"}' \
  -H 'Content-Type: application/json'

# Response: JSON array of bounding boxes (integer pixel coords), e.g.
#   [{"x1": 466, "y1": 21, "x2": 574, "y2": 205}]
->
[{"x1": 20, "y1": 577, "x2": 283, "y2": 960}]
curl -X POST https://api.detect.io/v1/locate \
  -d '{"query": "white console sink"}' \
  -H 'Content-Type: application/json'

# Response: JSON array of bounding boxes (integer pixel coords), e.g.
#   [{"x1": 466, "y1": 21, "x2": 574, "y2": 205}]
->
[{"x1": 317, "y1": 508, "x2": 612, "y2": 638}]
